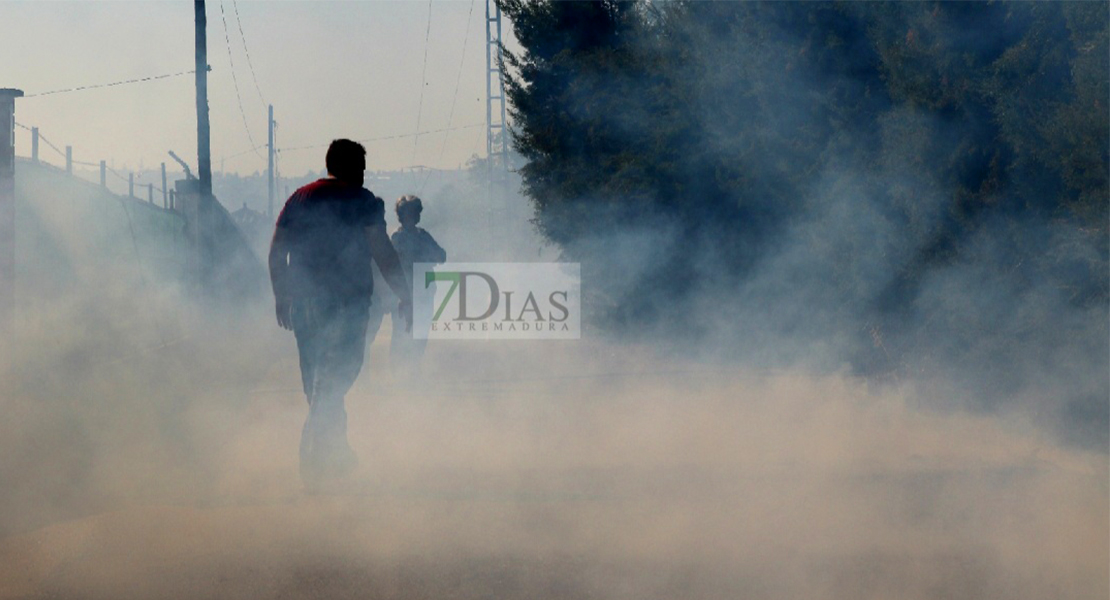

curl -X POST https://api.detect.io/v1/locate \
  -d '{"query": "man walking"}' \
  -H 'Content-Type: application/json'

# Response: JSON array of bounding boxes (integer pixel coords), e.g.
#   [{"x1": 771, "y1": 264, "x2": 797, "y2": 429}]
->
[{"x1": 269, "y1": 139, "x2": 412, "y2": 488}]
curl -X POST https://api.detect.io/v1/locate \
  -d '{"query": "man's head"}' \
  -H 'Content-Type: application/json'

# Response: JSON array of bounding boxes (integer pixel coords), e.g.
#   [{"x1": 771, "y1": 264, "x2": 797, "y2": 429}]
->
[
  {"x1": 325, "y1": 139, "x2": 367, "y2": 185},
  {"x1": 395, "y1": 195, "x2": 423, "y2": 228}
]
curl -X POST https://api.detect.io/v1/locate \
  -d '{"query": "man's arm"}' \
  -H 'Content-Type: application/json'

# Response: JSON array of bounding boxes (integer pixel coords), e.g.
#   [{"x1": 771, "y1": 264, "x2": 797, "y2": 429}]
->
[
  {"x1": 367, "y1": 223, "x2": 413, "y2": 331},
  {"x1": 268, "y1": 226, "x2": 294, "y2": 330}
]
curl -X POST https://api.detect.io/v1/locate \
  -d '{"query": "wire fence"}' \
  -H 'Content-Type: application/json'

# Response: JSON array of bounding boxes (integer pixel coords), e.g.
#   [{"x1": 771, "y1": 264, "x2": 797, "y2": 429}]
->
[
  {"x1": 10, "y1": 120, "x2": 184, "y2": 354},
  {"x1": 13, "y1": 121, "x2": 181, "y2": 212}
]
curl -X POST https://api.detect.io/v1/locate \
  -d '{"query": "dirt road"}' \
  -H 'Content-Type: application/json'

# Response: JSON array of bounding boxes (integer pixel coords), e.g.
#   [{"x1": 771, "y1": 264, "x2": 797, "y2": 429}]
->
[{"x1": 0, "y1": 334, "x2": 1106, "y2": 600}]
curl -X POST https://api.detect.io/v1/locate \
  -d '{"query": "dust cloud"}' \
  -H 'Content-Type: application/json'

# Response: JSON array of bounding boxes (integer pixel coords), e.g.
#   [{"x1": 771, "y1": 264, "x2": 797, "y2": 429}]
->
[
  {"x1": 0, "y1": 161, "x2": 1105, "y2": 599},
  {"x1": 0, "y1": 333, "x2": 1106, "y2": 599}
]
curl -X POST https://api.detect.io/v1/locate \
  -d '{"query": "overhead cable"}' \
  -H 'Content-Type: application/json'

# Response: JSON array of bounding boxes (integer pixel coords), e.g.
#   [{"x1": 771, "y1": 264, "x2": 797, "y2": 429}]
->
[
  {"x1": 410, "y1": 0, "x2": 435, "y2": 169},
  {"x1": 278, "y1": 123, "x2": 485, "y2": 153},
  {"x1": 23, "y1": 69, "x2": 198, "y2": 99},
  {"x1": 232, "y1": 0, "x2": 268, "y2": 108},
  {"x1": 422, "y1": 0, "x2": 477, "y2": 192},
  {"x1": 220, "y1": 0, "x2": 265, "y2": 161}
]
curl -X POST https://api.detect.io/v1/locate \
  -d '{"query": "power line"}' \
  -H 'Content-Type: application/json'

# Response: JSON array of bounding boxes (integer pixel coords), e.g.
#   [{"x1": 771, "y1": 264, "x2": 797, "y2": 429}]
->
[
  {"x1": 421, "y1": 0, "x2": 477, "y2": 193},
  {"x1": 470, "y1": 122, "x2": 485, "y2": 156},
  {"x1": 232, "y1": 0, "x2": 268, "y2": 108},
  {"x1": 220, "y1": 0, "x2": 265, "y2": 161},
  {"x1": 277, "y1": 123, "x2": 485, "y2": 153},
  {"x1": 273, "y1": 120, "x2": 282, "y2": 196},
  {"x1": 23, "y1": 69, "x2": 198, "y2": 99},
  {"x1": 220, "y1": 145, "x2": 267, "y2": 162},
  {"x1": 410, "y1": 0, "x2": 435, "y2": 170}
]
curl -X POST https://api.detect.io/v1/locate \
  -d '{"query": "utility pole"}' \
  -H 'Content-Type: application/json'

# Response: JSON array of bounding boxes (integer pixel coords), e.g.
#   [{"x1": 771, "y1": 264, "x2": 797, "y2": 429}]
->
[
  {"x1": 485, "y1": 0, "x2": 509, "y2": 256},
  {"x1": 267, "y1": 104, "x2": 274, "y2": 218},
  {"x1": 0, "y1": 88, "x2": 23, "y2": 330},
  {"x1": 192, "y1": 0, "x2": 215, "y2": 295},
  {"x1": 194, "y1": 0, "x2": 212, "y2": 199},
  {"x1": 485, "y1": 0, "x2": 509, "y2": 177}
]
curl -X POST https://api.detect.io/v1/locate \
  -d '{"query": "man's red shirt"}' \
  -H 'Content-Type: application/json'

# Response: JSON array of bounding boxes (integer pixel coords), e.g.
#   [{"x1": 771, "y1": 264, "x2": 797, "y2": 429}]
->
[{"x1": 272, "y1": 179, "x2": 386, "y2": 305}]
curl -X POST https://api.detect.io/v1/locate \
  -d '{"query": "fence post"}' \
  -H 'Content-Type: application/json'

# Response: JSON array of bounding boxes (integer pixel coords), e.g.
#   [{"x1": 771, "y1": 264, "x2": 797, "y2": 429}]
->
[
  {"x1": 128, "y1": 173, "x2": 133, "y2": 197},
  {"x1": 0, "y1": 88, "x2": 24, "y2": 331},
  {"x1": 31, "y1": 127, "x2": 38, "y2": 164},
  {"x1": 147, "y1": 183, "x2": 153, "y2": 204},
  {"x1": 170, "y1": 190, "x2": 176, "y2": 211},
  {"x1": 161, "y1": 163, "x2": 168, "y2": 208},
  {"x1": 100, "y1": 161, "x2": 106, "y2": 188},
  {"x1": 65, "y1": 146, "x2": 72, "y2": 175}
]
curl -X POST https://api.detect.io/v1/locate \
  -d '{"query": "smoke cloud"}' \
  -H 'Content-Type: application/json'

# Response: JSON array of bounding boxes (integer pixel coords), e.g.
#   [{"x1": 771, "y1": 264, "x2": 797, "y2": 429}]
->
[
  {"x1": 1, "y1": 3, "x2": 1106, "y2": 598},
  {"x1": 0, "y1": 155, "x2": 1106, "y2": 599}
]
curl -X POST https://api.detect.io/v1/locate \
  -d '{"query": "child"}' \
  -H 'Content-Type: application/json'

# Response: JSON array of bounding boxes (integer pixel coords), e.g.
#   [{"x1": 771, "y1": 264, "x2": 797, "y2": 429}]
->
[{"x1": 388, "y1": 195, "x2": 446, "y2": 378}]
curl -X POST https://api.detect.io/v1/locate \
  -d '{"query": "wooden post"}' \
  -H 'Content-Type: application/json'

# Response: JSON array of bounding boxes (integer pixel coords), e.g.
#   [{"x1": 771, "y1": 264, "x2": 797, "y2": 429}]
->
[
  {"x1": 194, "y1": 0, "x2": 215, "y2": 293},
  {"x1": 0, "y1": 88, "x2": 24, "y2": 330},
  {"x1": 100, "y1": 160, "x2": 106, "y2": 188},
  {"x1": 195, "y1": 0, "x2": 212, "y2": 199},
  {"x1": 170, "y1": 190, "x2": 176, "y2": 211},
  {"x1": 161, "y1": 163, "x2": 168, "y2": 208},
  {"x1": 30, "y1": 127, "x2": 38, "y2": 164},
  {"x1": 65, "y1": 146, "x2": 72, "y2": 175}
]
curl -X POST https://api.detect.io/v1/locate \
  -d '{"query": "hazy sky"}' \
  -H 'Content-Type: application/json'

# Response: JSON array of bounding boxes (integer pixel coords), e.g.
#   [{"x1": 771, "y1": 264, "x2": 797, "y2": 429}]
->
[{"x1": 3, "y1": 1, "x2": 517, "y2": 176}]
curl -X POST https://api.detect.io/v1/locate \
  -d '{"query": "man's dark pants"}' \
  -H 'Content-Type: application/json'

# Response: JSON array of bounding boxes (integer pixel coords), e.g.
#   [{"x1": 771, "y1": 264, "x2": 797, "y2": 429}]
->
[{"x1": 292, "y1": 297, "x2": 370, "y2": 481}]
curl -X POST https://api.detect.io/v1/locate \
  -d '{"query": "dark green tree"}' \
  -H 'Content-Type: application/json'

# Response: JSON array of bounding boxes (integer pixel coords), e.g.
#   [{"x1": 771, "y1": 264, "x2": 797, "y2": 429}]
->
[{"x1": 501, "y1": 3, "x2": 1107, "y2": 440}]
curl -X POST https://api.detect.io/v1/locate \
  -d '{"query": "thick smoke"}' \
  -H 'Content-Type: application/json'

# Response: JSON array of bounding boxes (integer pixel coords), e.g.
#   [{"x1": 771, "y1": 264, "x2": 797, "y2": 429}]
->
[
  {"x1": 1, "y1": 151, "x2": 1106, "y2": 599},
  {"x1": 520, "y1": 2, "x2": 1109, "y2": 449},
  {"x1": 0, "y1": 3, "x2": 1106, "y2": 598}
]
